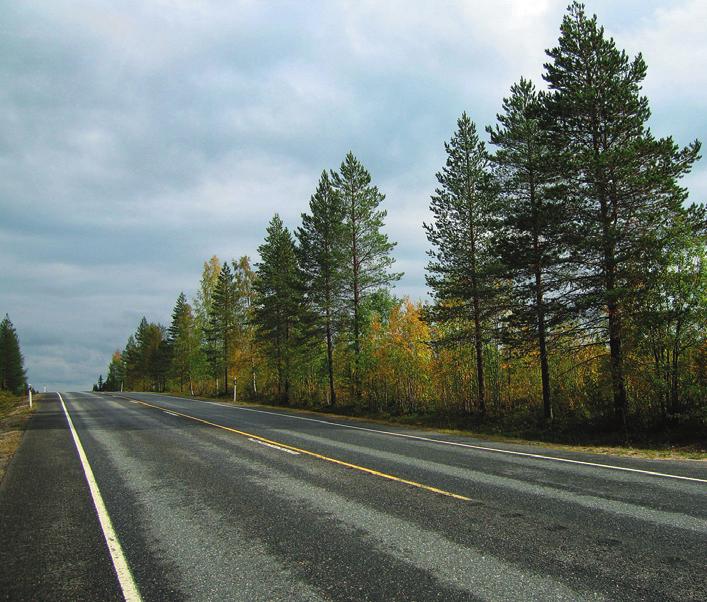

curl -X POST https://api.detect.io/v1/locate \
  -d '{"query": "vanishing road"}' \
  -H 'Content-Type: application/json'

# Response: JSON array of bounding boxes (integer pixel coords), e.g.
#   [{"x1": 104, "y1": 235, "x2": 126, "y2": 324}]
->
[{"x1": 1, "y1": 392, "x2": 705, "y2": 601}]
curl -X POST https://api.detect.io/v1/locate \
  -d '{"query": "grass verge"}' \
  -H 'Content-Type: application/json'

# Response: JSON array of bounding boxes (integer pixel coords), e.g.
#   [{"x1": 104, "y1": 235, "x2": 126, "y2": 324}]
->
[
  {"x1": 0, "y1": 391, "x2": 33, "y2": 483},
  {"x1": 129, "y1": 390, "x2": 706, "y2": 461}
]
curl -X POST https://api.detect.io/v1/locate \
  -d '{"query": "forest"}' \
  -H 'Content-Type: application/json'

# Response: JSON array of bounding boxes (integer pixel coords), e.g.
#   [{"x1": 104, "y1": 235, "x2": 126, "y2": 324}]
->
[{"x1": 95, "y1": 3, "x2": 705, "y2": 444}]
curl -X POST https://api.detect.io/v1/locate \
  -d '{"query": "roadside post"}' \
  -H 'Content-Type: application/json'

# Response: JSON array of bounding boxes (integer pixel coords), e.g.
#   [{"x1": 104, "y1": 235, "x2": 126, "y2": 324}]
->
[
  {"x1": 233, "y1": 376, "x2": 237, "y2": 403},
  {"x1": 28, "y1": 384, "x2": 32, "y2": 408}
]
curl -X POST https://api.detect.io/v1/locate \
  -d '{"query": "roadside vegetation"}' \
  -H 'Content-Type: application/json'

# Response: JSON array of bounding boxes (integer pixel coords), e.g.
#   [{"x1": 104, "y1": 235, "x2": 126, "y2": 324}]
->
[
  {"x1": 95, "y1": 3, "x2": 705, "y2": 451},
  {"x1": 0, "y1": 316, "x2": 30, "y2": 481}
]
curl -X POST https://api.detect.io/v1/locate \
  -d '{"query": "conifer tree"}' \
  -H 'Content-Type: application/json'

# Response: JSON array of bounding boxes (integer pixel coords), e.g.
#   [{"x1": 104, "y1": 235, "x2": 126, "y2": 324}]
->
[
  {"x1": 169, "y1": 292, "x2": 201, "y2": 393},
  {"x1": 233, "y1": 256, "x2": 259, "y2": 397},
  {"x1": 194, "y1": 255, "x2": 222, "y2": 386},
  {"x1": 424, "y1": 113, "x2": 498, "y2": 416},
  {"x1": 104, "y1": 351, "x2": 125, "y2": 391},
  {"x1": 123, "y1": 334, "x2": 139, "y2": 389},
  {"x1": 128, "y1": 317, "x2": 167, "y2": 391},
  {"x1": 331, "y1": 152, "x2": 401, "y2": 402},
  {"x1": 209, "y1": 263, "x2": 237, "y2": 395},
  {"x1": 253, "y1": 215, "x2": 304, "y2": 404},
  {"x1": 488, "y1": 78, "x2": 567, "y2": 421},
  {"x1": 543, "y1": 1, "x2": 701, "y2": 428},
  {"x1": 297, "y1": 171, "x2": 348, "y2": 406},
  {"x1": 0, "y1": 315, "x2": 26, "y2": 394}
]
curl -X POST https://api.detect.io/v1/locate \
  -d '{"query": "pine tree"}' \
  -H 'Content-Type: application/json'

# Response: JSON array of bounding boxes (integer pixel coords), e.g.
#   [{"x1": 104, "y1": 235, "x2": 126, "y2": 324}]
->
[
  {"x1": 253, "y1": 215, "x2": 305, "y2": 404},
  {"x1": 209, "y1": 263, "x2": 237, "y2": 395},
  {"x1": 169, "y1": 292, "x2": 200, "y2": 393},
  {"x1": 487, "y1": 78, "x2": 567, "y2": 421},
  {"x1": 424, "y1": 113, "x2": 498, "y2": 416},
  {"x1": 0, "y1": 315, "x2": 27, "y2": 394},
  {"x1": 331, "y1": 152, "x2": 401, "y2": 403},
  {"x1": 132, "y1": 317, "x2": 166, "y2": 391},
  {"x1": 297, "y1": 171, "x2": 348, "y2": 406},
  {"x1": 543, "y1": 1, "x2": 701, "y2": 428},
  {"x1": 233, "y1": 256, "x2": 259, "y2": 397},
  {"x1": 123, "y1": 334, "x2": 139, "y2": 390},
  {"x1": 194, "y1": 255, "x2": 222, "y2": 387}
]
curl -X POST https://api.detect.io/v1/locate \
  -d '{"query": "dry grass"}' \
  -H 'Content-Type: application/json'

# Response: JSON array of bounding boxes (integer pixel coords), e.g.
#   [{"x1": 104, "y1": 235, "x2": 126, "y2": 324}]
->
[
  {"x1": 0, "y1": 392, "x2": 33, "y2": 482},
  {"x1": 131, "y1": 391, "x2": 706, "y2": 461}
]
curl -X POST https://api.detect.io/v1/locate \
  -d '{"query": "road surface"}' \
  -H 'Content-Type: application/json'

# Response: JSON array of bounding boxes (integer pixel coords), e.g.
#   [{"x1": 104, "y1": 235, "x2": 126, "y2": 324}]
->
[{"x1": 1, "y1": 391, "x2": 705, "y2": 601}]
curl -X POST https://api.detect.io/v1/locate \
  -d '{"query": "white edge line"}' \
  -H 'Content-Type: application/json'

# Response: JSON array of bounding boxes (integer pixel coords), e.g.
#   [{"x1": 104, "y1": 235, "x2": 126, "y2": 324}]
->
[
  {"x1": 162, "y1": 410, "x2": 180, "y2": 417},
  {"x1": 127, "y1": 392, "x2": 707, "y2": 484},
  {"x1": 248, "y1": 437, "x2": 300, "y2": 455},
  {"x1": 59, "y1": 393, "x2": 142, "y2": 602}
]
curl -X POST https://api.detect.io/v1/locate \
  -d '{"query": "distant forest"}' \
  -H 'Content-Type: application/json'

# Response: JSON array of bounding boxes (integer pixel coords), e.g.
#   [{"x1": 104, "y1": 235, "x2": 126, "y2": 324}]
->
[{"x1": 96, "y1": 3, "x2": 705, "y2": 442}]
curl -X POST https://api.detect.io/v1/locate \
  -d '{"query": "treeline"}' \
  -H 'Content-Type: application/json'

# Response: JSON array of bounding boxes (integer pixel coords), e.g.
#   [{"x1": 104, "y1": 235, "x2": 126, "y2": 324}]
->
[
  {"x1": 96, "y1": 3, "x2": 705, "y2": 436},
  {"x1": 0, "y1": 315, "x2": 27, "y2": 395}
]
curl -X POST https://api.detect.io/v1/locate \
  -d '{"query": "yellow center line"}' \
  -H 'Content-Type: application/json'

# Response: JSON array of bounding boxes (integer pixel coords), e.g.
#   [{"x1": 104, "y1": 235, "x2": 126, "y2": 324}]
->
[{"x1": 114, "y1": 395, "x2": 471, "y2": 502}]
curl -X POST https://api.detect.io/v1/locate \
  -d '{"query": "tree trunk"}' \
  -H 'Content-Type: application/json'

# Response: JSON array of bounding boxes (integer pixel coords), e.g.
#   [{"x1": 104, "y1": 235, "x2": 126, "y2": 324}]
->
[
  {"x1": 326, "y1": 316, "x2": 336, "y2": 406},
  {"x1": 251, "y1": 355, "x2": 257, "y2": 397},
  {"x1": 472, "y1": 294, "x2": 485, "y2": 417},
  {"x1": 352, "y1": 257, "x2": 361, "y2": 402},
  {"x1": 607, "y1": 300, "x2": 628, "y2": 430},
  {"x1": 535, "y1": 267, "x2": 552, "y2": 422},
  {"x1": 670, "y1": 326, "x2": 681, "y2": 413},
  {"x1": 223, "y1": 335, "x2": 229, "y2": 396}
]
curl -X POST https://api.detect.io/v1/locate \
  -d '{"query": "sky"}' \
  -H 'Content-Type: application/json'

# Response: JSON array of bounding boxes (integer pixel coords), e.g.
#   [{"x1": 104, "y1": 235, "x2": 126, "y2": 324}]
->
[{"x1": 1, "y1": 1, "x2": 705, "y2": 391}]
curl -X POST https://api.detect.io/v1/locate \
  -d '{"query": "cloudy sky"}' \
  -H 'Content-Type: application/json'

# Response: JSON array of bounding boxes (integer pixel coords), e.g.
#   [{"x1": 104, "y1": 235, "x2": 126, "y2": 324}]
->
[{"x1": 1, "y1": 1, "x2": 705, "y2": 391}]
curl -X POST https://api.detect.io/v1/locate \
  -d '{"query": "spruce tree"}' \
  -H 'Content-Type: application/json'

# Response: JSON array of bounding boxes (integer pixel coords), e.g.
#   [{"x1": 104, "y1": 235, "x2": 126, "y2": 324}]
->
[
  {"x1": 331, "y1": 152, "x2": 401, "y2": 403},
  {"x1": 104, "y1": 351, "x2": 125, "y2": 391},
  {"x1": 424, "y1": 113, "x2": 498, "y2": 416},
  {"x1": 253, "y1": 215, "x2": 304, "y2": 404},
  {"x1": 123, "y1": 334, "x2": 139, "y2": 390},
  {"x1": 194, "y1": 255, "x2": 222, "y2": 386},
  {"x1": 488, "y1": 78, "x2": 567, "y2": 421},
  {"x1": 169, "y1": 292, "x2": 199, "y2": 393},
  {"x1": 128, "y1": 317, "x2": 167, "y2": 391},
  {"x1": 0, "y1": 315, "x2": 26, "y2": 394},
  {"x1": 297, "y1": 171, "x2": 348, "y2": 406},
  {"x1": 543, "y1": 2, "x2": 701, "y2": 428},
  {"x1": 209, "y1": 263, "x2": 237, "y2": 395}
]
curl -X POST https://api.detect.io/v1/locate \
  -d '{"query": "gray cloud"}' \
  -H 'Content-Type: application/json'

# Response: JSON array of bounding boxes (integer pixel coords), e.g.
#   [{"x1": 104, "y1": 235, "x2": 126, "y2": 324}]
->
[{"x1": 1, "y1": 0, "x2": 704, "y2": 390}]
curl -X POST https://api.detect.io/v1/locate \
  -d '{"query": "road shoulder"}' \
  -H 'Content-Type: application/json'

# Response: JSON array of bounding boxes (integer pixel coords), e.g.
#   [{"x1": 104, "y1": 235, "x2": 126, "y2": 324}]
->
[{"x1": 0, "y1": 394, "x2": 123, "y2": 600}]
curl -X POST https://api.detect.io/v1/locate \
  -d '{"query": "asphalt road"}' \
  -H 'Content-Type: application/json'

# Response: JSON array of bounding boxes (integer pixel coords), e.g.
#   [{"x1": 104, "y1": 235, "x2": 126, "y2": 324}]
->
[{"x1": 1, "y1": 391, "x2": 705, "y2": 601}]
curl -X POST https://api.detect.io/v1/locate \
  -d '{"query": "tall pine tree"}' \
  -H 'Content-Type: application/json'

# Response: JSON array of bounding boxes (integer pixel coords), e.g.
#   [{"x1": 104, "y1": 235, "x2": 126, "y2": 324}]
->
[
  {"x1": 543, "y1": 1, "x2": 701, "y2": 428},
  {"x1": 424, "y1": 113, "x2": 498, "y2": 416},
  {"x1": 488, "y1": 78, "x2": 567, "y2": 421},
  {"x1": 331, "y1": 152, "x2": 401, "y2": 403},
  {"x1": 297, "y1": 171, "x2": 348, "y2": 406},
  {"x1": 169, "y1": 292, "x2": 202, "y2": 394},
  {"x1": 254, "y1": 215, "x2": 305, "y2": 404},
  {"x1": 209, "y1": 263, "x2": 237, "y2": 395},
  {"x1": 0, "y1": 315, "x2": 26, "y2": 394}
]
